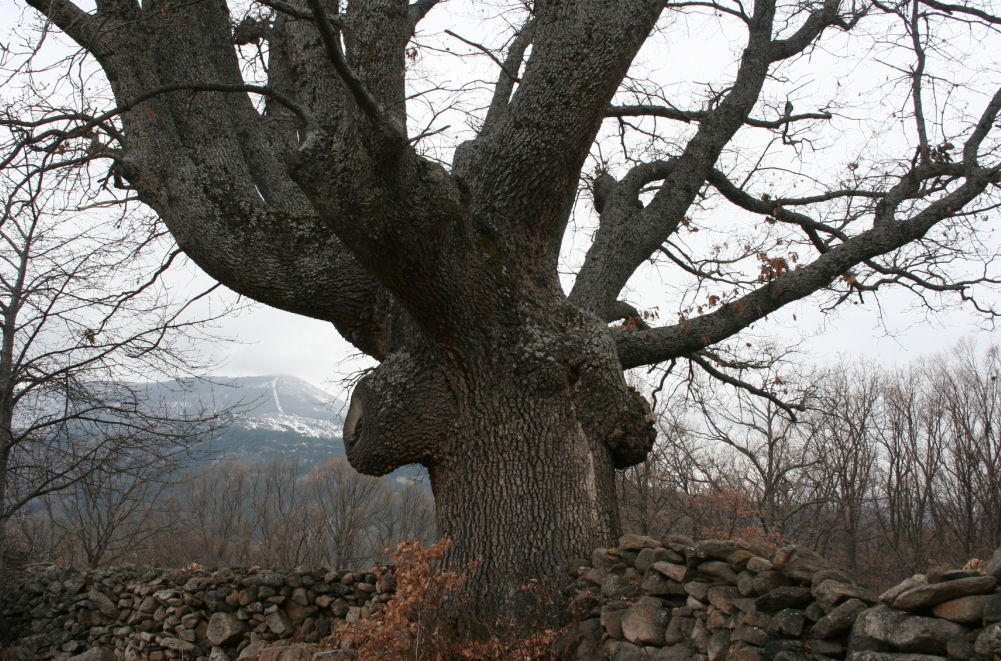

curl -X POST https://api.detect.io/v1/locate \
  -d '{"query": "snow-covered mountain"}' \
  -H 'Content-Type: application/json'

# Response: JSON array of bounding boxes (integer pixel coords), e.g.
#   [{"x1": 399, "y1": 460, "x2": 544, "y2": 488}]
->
[{"x1": 149, "y1": 375, "x2": 349, "y2": 467}]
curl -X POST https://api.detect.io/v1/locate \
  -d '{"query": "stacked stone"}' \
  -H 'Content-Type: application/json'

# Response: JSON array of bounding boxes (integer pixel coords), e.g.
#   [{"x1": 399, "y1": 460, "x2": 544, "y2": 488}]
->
[
  {"x1": 0, "y1": 565, "x2": 394, "y2": 661},
  {"x1": 567, "y1": 534, "x2": 879, "y2": 661},
  {"x1": 849, "y1": 546, "x2": 1001, "y2": 660}
]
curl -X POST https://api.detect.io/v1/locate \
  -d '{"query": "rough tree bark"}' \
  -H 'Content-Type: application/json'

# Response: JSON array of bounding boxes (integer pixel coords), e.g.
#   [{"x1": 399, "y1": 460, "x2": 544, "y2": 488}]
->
[{"x1": 13, "y1": 0, "x2": 1001, "y2": 620}]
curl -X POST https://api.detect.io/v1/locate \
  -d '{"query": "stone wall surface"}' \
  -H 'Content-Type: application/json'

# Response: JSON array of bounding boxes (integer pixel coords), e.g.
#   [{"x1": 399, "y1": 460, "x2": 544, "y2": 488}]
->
[
  {"x1": 2, "y1": 540, "x2": 999, "y2": 661},
  {"x1": 566, "y1": 534, "x2": 1001, "y2": 661},
  {"x1": 0, "y1": 564, "x2": 392, "y2": 661}
]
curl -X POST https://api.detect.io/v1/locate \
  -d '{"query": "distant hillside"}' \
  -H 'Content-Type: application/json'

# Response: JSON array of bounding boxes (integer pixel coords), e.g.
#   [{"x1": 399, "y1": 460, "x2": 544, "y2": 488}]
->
[{"x1": 147, "y1": 375, "x2": 349, "y2": 468}]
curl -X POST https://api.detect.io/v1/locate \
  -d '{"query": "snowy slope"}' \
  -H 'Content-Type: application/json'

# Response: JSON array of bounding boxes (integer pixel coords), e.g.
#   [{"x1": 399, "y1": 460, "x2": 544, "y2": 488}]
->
[{"x1": 147, "y1": 375, "x2": 348, "y2": 466}]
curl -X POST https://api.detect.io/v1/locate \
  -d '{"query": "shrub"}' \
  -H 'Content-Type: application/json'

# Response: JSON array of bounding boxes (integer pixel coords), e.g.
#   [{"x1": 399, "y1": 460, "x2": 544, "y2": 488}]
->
[{"x1": 331, "y1": 540, "x2": 566, "y2": 660}]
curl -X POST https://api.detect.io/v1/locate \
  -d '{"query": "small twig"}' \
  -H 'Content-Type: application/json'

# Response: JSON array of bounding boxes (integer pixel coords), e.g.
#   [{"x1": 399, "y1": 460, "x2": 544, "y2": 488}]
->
[
  {"x1": 444, "y1": 29, "x2": 522, "y2": 83},
  {"x1": 688, "y1": 352, "x2": 804, "y2": 420}
]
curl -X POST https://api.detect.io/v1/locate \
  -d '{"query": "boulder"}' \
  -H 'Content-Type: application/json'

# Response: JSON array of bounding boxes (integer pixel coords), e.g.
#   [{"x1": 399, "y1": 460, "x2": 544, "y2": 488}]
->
[
  {"x1": 986, "y1": 547, "x2": 1001, "y2": 579},
  {"x1": 207, "y1": 612, "x2": 248, "y2": 647},
  {"x1": 652, "y1": 561, "x2": 692, "y2": 583},
  {"x1": 892, "y1": 575, "x2": 997, "y2": 612},
  {"x1": 621, "y1": 597, "x2": 667, "y2": 645},
  {"x1": 930, "y1": 594, "x2": 989, "y2": 624},
  {"x1": 846, "y1": 653, "x2": 947, "y2": 660},
  {"x1": 813, "y1": 579, "x2": 875, "y2": 610},
  {"x1": 698, "y1": 561, "x2": 738, "y2": 584},
  {"x1": 619, "y1": 534, "x2": 662, "y2": 552},
  {"x1": 766, "y1": 609, "x2": 805, "y2": 637},
  {"x1": 812, "y1": 598, "x2": 869, "y2": 638},
  {"x1": 265, "y1": 610, "x2": 293, "y2": 636},
  {"x1": 850, "y1": 605, "x2": 967, "y2": 655},
  {"x1": 755, "y1": 586, "x2": 813, "y2": 612},
  {"x1": 66, "y1": 648, "x2": 115, "y2": 661},
  {"x1": 974, "y1": 622, "x2": 1001, "y2": 658},
  {"x1": 772, "y1": 546, "x2": 828, "y2": 582},
  {"x1": 86, "y1": 588, "x2": 119, "y2": 620},
  {"x1": 879, "y1": 575, "x2": 927, "y2": 605},
  {"x1": 258, "y1": 645, "x2": 313, "y2": 661}
]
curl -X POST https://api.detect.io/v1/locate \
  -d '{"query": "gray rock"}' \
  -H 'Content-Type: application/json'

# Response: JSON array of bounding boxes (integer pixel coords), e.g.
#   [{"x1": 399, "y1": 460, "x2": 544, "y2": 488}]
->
[
  {"x1": 640, "y1": 570, "x2": 671, "y2": 596},
  {"x1": 930, "y1": 594, "x2": 988, "y2": 623},
  {"x1": 265, "y1": 610, "x2": 293, "y2": 636},
  {"x1": 762, "y1": 639, "x2": 807, "y2": 660},
  {"x1": 607, "y1": 640, "x2": 645, "y2": 661},
  {"x1": 751, "y1": 571, "x2": 789, "y2": 596},
  {"x1": 728, "y1": 649, "x2": 764, "y2": 661},
  {"x1": 684, "y1": 581, "x2": 711, "y2": 601},
  {"x1": 209, "y1": 647, "x2": 233, "y2": 661},
  {"x1": 602, "y1": 570, "x2": 640, "y2": 600},
  {"x1": 987, "y1": 547, "x2": 1001, "y2": 579},
  {"x1": 652, "y1": 561, "x2": 692, "y2": 583},
  {"x1": 771, "y1": 546, "x2": 828, "y2": 582},
  {"x1": 737, "y1": 571, "x2": 755, "y2": 596},
  {"x1": 692, "y1": 617, "x2": 710, "y2": 651},
  {"x1": 663, "y1": 615, "x2": 695, "y2": 645},
  {"x1": 732, "y1": 624, "x2": 768, "y2": 646},
  {"x1": 810, "y1": 638, "x2": 845, "y2": 657},
  {"x1": 813, "y1": 579, "x2": 875, "y2": 610},
  {"x1": 86, "y1": 588, "x2": 119, "y2": 620},
  {"x1": 207, "y1": 612, "x2": 248, "y2": 647},
  {"x1": 601, "y1": 602, "x2": 628, "y2": 639},
  {"x1": 746, "y1": 557, "x2": 773, "y2": 573},
  {"x1": 698, "y1": 561, "x2": 738, "y2": 584},
  {"x1": 619, "y1": 533, "x2": 662, "y2": 551},
  {"x1": 846, "y1": 653, "x2": 946, "y2": 660},
  {"x1": 706, "y1": 586, "x2": 740, "y2": 615},
  {"x1": 636, "y1": 547, "x2": 672, "y2": 573},
  {"x1": 892, "y1": 575, "x2": 997, "y2": 612},
  {"x1": 237, "y1": 640, "x2": 267, "y2": 660},
  {"x1": 652, "y1": 644, "x2": 699, "y2": 660},
  {"x1": 984, "y1": 593, "x2": 1001, "y2": 625},
  {"x1": 946, "y1": 635, "x2": 976, "y2": 660},
  {"x1": 159, "y1": 636, "x2": 200, "y2": 654},
  {"x1": 693, "y1": 539, "x2": 737, "y2": 562},
  {"x1": 767, "y1": 608, "x2": 805, "y2": 637},
  {"x1": 707, "y1": 630, "x2": 730, "y2": 661},
  {"x1": 66, "y1": 648, "x2": 115, "y2": 661},
  {"x1": 621, "y1": 597, "x2": 667, "y2": 645},
  {"x1": 755, "y1": 586, "x2": 813, "y2": 612},
  {"x1": 812, "y1": 598, "x2": 868, "y2": 638},
  {"x1": 850, "y1": 605, "x2": 967, "y2": 655},
  {"x1": 879, "y1": 575, "x2": 927, "y2": 605},
  {"x1": 974, "y1": 622, "x2": 1001, "y2": 658}
]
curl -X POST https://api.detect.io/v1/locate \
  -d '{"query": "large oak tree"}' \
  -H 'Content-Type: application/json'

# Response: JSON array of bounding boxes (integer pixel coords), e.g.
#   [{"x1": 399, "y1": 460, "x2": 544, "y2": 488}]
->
[{"x1": 6, "y1": 0, "x2": 1001, "y2": 617}]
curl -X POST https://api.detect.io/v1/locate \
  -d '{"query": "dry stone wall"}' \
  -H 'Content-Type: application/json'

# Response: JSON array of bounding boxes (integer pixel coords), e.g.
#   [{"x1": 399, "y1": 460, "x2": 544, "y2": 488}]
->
[
  {"x1": 0, "y1": 564, "x2": 393, "y2": 660},
  {"x1": 567, "y1": 534, "x2": 1001, "y2": 661},
  {"x1": 3, "y1": 539, "x2": 1000, "y2": 661}
]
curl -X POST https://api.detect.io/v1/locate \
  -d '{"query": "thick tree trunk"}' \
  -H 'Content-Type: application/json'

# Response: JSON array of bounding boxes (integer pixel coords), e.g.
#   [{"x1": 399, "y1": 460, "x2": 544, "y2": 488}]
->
[
  {"x1": 430, "y1": 370, "x2": 620, "y2": 618},
  {"x1": 344, "y1": 304, "x2": 656, "y2": 622}
]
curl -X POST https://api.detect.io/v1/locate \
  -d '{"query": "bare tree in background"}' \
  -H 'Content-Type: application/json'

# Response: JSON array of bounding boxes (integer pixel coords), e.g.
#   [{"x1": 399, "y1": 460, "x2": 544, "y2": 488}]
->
[
  {"x1": 6, "y1": 0, "x2": 1001, "y2": 616},
  {"x1": 181, "y1": 462, "x2": 255, "y2": 566},
  {"x1": 41, "y1": 454, "x2": 179, "y2": 568},
  {"x1": 368, "y1": 479, "x2": 436, "y2": 563},
  {"x1": 806, "y1": 365, "x2": 884, "y2": 578},
  {"x1": 304, "y1": 458, "x2": 383, "y2": 569},
  {"x1": 250, "y1": 456, "x2": 314, "y2": 568},
  {"x1": 0, "y1": 158, "x2": 225, "y2": 576},
  {"x1": 930, "y1": 343, "x2": 1001, "y2": 558}
]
